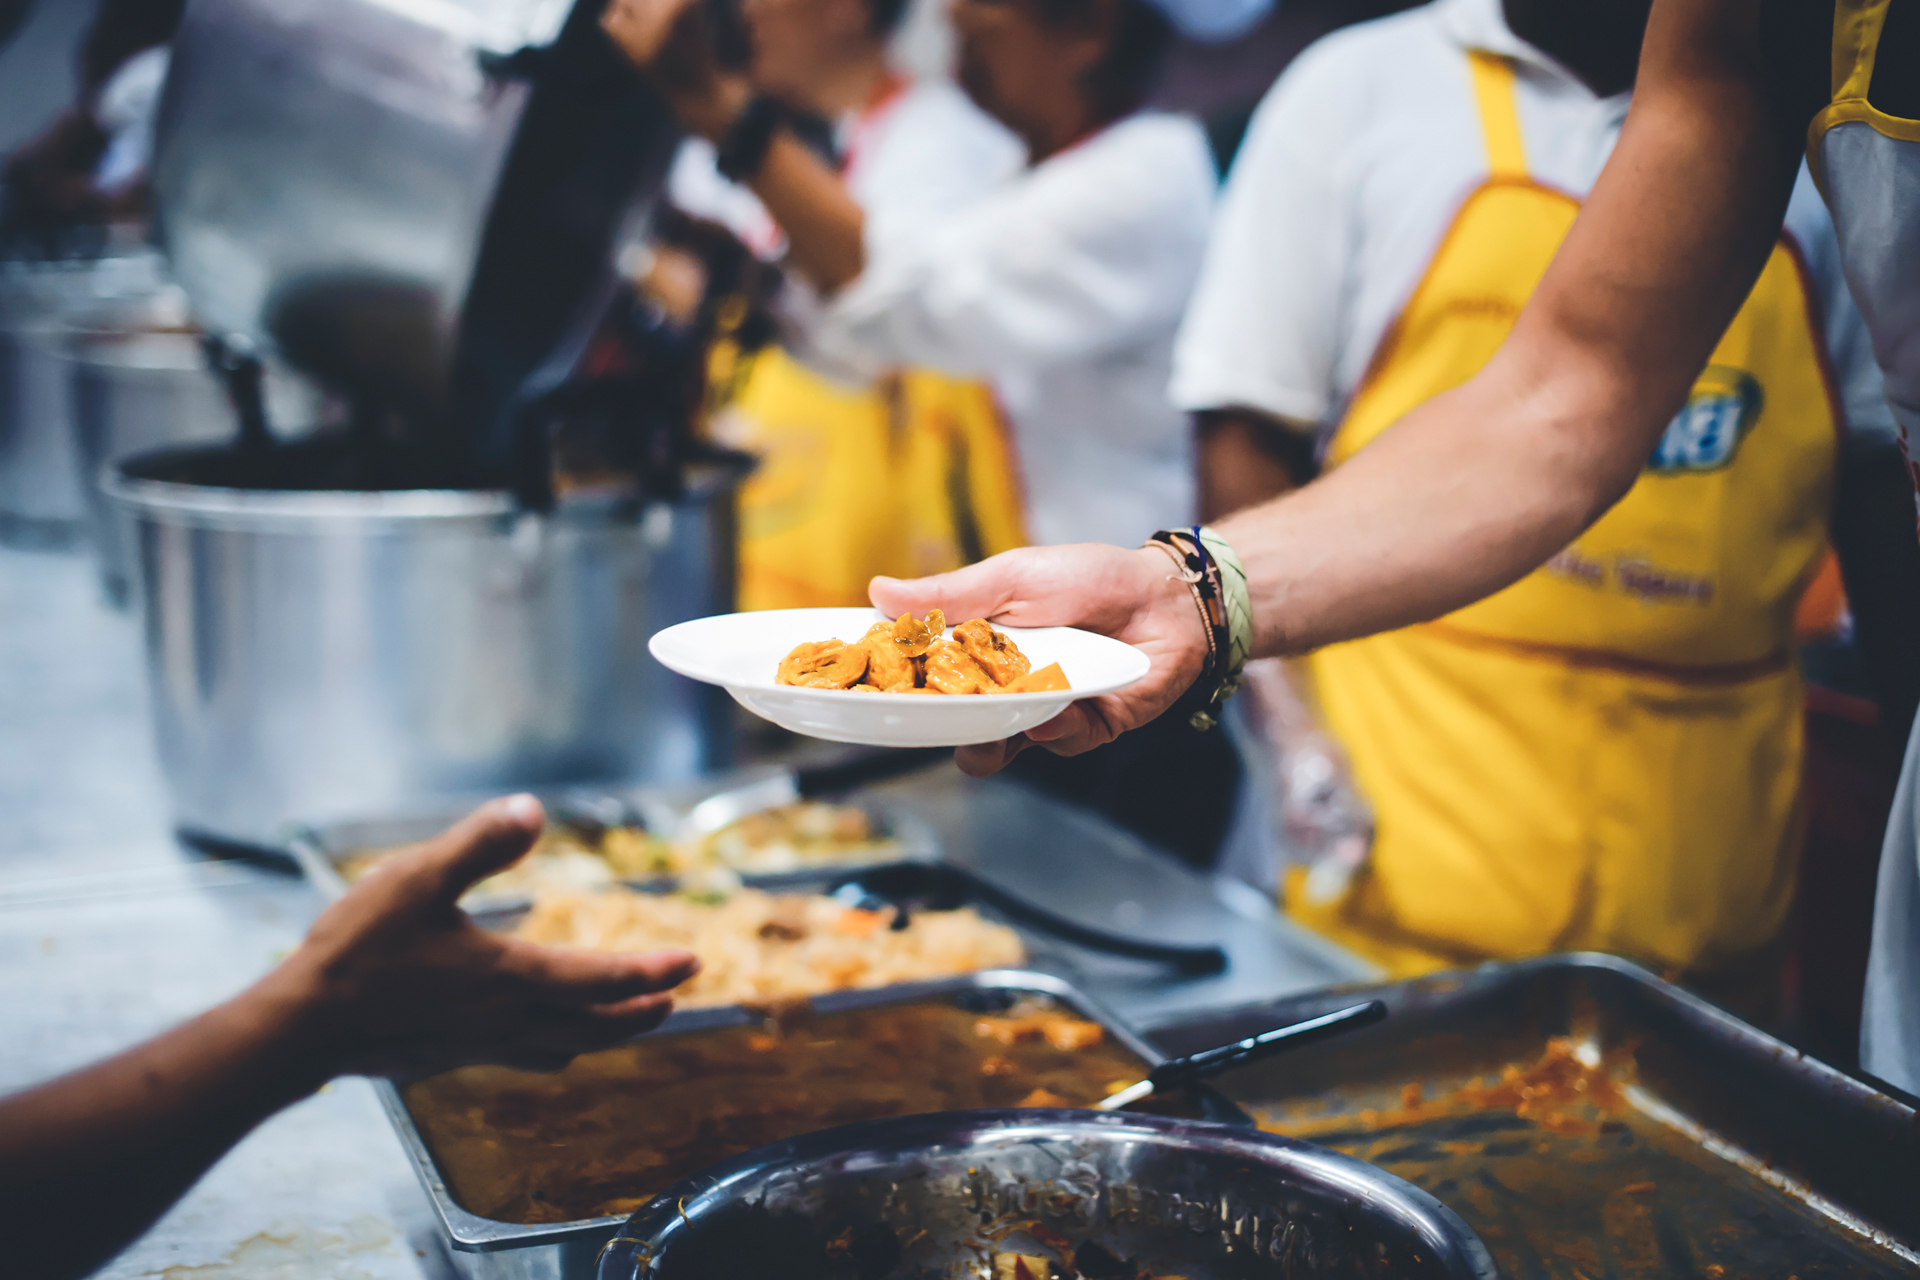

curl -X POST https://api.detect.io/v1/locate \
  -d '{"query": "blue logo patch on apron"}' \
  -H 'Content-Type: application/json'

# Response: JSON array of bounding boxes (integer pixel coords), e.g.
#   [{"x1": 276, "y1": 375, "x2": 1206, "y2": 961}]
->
[{"x1": 1648, "y1": 367, "x2": 1764, "y2": 473}]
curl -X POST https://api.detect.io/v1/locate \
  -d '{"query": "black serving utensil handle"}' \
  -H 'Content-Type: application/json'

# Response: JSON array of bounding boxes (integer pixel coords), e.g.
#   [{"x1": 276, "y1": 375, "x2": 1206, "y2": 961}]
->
[
  {"x1": 829, "y1": 862, "x2": 1229, "y2": 974},
  {"x1": 1149, "y1": 1000, "x2": 1387, "y2": 1092}
]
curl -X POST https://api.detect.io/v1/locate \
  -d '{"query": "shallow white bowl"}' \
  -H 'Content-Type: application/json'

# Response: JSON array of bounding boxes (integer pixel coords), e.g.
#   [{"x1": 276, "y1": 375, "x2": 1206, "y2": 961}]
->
[{"x1": 648, "y1": 607, "x2": 1152, "y2": 747}]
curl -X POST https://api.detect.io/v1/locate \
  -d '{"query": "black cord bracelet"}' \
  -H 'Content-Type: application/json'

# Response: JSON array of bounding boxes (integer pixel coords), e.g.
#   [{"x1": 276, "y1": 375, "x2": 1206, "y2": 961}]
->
[
  {"x1": 1145, "y1": 528, "x2": 1235, "y2": 731},
  {"x1": 715, "y1": 95, "x2": 785, "y2": 182}
]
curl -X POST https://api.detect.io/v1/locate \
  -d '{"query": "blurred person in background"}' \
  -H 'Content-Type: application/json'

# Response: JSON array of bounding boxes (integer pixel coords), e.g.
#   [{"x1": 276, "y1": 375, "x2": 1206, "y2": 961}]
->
[
  {"x1": 1166, "y1": 0, "x2": 1891, "y2": 1016},
  {"x1": 1, "y1": 0, "x2": 183, "y2": 239},
  {"x1": 607, "y1": 0, "x2": 1268, "y2": 867},
  {"x1": 0, "y1": 798, "x2": 699, "y2": 1280},
  {"x1": 659, "y1": 0, "x2": 1033, "y2": 611}
]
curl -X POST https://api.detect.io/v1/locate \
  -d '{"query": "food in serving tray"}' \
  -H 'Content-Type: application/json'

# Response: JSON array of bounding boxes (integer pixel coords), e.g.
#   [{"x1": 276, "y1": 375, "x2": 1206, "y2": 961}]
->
[
  {"x1": 513, "y1": 884, "x2": 1025, "y2": 1008},
  {"x1": 335, "y1": 801, "x2": 899, "y2": 898},
  {"x1": 682, "y1": 799, "x2": 900, "y2": 873},
  {"x1": 777, "y1": 612, "x2": 1071, "y2": 695},
  {"x1": 401, "y1": 996, "x2": 1180, "y2": 1224}
]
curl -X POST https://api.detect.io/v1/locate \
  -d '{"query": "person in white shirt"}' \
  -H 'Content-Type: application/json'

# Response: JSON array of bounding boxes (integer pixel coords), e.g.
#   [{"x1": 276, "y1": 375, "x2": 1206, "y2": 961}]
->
[
  {"x1": 1172, "y1": 0, "x2": 1889, "y2": 508},
  {"x1": 664, "y1": 0, "x2": 1023, "y2": 269},
  {"x1": 652, "y1": 0, "x2": 1028, "y2": 610},
  {"x1": 607, "y1": 0, "x2": 1267, "y2": 549}
]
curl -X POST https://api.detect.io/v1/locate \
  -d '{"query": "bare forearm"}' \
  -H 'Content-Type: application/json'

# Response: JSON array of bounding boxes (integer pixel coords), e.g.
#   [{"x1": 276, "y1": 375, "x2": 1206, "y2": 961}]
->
[
  {"x1": 671, "y1": 81, "x2": 866, "y2": 293},
  {"x1": 0, "y1": 966, "x2": 333, "y2": 1279},
  {"x1": 1194, "y1": 409, "x2": 1313, "y2": 522},
  {"x1": 1216, "y1": 368, "x2": 1633, "y2": 654},
  {"x1": 1221, "y1": 0, "x2": 1802, "y2": 656},
  {"x1": 0, "y1": 797, "x2": 694, "y2": 1280},
  {"x1": 749, "y1": 133, "x2": 866, "y2": 292}
]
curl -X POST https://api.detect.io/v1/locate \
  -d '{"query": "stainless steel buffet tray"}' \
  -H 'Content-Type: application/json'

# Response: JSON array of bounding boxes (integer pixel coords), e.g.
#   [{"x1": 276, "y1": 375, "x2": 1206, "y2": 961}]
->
[
  {"x1": 1146, "y1": 953, "x2": 1920, "y2": 1280},
  {"x1": 285, "y1": 779, "x2": 940, "y2": 910},
  {"x1": 374, "y1": 969, "x2": 1244, "y2": 1280}
]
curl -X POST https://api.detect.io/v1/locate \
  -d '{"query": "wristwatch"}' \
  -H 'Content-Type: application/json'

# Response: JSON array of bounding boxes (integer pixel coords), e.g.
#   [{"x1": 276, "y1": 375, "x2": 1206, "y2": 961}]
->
[{"x1": 715, "y1": 95, "x2": 785, "y2": 183}]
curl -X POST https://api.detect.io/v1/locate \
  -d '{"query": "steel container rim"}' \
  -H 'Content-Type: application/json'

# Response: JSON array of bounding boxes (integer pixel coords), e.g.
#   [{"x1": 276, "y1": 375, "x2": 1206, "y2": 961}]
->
[
  {"x1": 602, "y1": 1108, "x2": 1499, "y2": 1280},
  {"x1": 104, "y1": 466, "x2": 516, "y2": 530}
]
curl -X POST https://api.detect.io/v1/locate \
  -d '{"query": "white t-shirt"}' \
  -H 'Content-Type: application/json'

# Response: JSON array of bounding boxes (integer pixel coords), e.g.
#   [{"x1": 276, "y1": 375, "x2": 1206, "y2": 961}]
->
[
  {"x1": 1170, "y1": 0, "x2": 1894, "y2": 443},
  {"x1": 812, "y1": 112, "x2": 1219, "y2": 548},
  {"x1": 666, "y1": 79, "x2": 1023, "y2": 265}
]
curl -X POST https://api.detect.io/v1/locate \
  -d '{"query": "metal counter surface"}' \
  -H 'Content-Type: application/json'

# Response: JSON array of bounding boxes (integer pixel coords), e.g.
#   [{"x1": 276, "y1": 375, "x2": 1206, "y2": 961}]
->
[
  {"x1": 0, "y1": 544, "x2": 1368, "y2": 1278},
  {"x1": 854, "y1": 766, "x2": 1376, "y2": 1027},
  {"x1": 0, "y1": 544, "x2": 459, "y2": 1280}
]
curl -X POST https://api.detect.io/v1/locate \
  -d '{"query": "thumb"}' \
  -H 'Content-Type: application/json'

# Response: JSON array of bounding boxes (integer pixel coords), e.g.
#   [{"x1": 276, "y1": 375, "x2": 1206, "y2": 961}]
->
[
  {"x1": 420, "y1": 794, "x2": 545, "y2": 906},
  {"x1": 870, "y1": 555, "x2": 1020, "y2": 624}
]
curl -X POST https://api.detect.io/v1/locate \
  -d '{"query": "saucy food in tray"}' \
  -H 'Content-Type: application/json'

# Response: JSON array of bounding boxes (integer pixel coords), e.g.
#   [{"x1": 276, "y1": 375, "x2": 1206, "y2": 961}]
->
[
  {"x1": 403, "y1": 997, "x2": 1168, "y2": 1225},
  {"x1": 513, "y1": 885, "x2": 1025, "y2": 1009},
  {"x1": 336, "y1": 800, "x2": 900, "y2": 900},
  {"x1": 778, "y1": 611, "x2": 1070, "y2": 695}
]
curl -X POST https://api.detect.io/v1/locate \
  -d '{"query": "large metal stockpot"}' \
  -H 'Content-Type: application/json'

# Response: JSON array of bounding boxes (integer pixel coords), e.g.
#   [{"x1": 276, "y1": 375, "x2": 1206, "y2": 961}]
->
[
  {"x1": 108, "y1": 443, "x2": 746, "y2": 844},
  {"x1": 153, "y1": 0, "x2": 681, "y2": 474},
  {"x1": 61, "y1": 292, "x2": 325, "y2": 605},
  {"x1": 0, "y1": 253, "x2": 170, "y2": 543}
]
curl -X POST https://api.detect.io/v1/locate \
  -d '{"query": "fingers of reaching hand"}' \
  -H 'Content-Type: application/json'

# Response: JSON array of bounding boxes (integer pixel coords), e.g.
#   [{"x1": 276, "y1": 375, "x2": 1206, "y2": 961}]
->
[
  {"x1": 506, "y1": 941, "x2": 701, "y2": 1007},
  {"x1": 414, "y1": 795, "x2": 546, "y2": 906},
  {"x1": 520, "y1": 996, "x2": 680, "y2": 1052},
  {"x1": 473, "y1": 995, "x2": 678, "y2": 1073}
]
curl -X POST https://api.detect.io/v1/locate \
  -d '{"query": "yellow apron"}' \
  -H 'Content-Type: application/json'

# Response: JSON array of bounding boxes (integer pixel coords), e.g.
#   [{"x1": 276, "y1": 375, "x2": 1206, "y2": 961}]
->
[
  {"x1": 714, "y1": 344, "x2": 1027, "y2": 610},
  {"x1": 1291, "y1": 52, "x2": 1840, "y2": 987}
]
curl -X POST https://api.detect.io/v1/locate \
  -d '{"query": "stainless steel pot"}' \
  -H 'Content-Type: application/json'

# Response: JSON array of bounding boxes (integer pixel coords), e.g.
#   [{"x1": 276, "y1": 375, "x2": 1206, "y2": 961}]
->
[
  {"x1": 0, "y1": 254, "x2": 170, "y2": 543},
  {"x1": 153, "y1": 0, "x2": 681, "y2": 473},
  {"x1": 108, "y1": 441, "x2": 747, "y2": 844},
  {"x1": 61, "y1": 295, "x2": 324, "y2": 605},
  {"x1": 599, "y1": 1110, "x2": 1498, "y2": 1280}
]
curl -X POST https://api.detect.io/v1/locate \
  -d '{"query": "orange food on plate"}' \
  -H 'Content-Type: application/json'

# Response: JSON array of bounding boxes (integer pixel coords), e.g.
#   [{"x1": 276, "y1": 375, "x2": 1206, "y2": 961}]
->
[
  {"x1": 776, "y1": 639, "x2": 869, "y2": 689},
  {"x1": 776, "y1": 613, "x2": 1071, "y2": 696},
  {"x1": 1006, "y1": 662, "x2": 1069, "y2": 693}
]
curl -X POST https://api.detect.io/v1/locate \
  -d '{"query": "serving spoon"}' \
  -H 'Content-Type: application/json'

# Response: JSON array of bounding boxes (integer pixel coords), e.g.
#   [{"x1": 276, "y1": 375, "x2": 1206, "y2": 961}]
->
[{"x1": 1099, "y1": 999, "x2": 1389, "y2": 1111}]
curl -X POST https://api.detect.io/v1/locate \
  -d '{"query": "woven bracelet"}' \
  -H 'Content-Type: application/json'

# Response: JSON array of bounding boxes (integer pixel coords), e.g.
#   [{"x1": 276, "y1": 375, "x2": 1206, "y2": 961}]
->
[{"x1": 1145, "y1": 527, "x2": 1246, "y2": 730}]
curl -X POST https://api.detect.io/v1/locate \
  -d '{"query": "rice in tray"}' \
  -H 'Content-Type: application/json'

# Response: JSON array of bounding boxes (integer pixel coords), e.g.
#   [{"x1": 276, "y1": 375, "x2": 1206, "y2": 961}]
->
[{"x1": 514, "y1": 887, "x2": 1025, "y2": 1009}]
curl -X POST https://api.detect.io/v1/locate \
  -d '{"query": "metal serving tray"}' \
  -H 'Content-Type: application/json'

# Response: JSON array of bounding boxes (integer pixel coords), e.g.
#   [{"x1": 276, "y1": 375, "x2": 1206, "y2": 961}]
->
[
  {"x1": 287, "y1": 791, "x2": 1228, "y2": 984},
  {"x1": 1146, "y1": 953, "x2": 1920, "y2": 1280},
  {"x1": 375, "y1": 969, "x2": 1243, "y2": 1280},
  {"x1": 285, "y1": 782, "x2": 940, "y2": 908}
]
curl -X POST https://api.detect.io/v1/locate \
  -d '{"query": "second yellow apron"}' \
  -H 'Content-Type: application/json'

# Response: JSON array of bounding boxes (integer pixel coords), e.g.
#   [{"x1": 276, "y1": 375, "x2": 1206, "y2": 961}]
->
[
  {"x1": 715, "y1": 345, "x2": 1028, "y2": 610},
  {"x1": 1293, "y1": 52, "x2": 1841, "y2": 985}
]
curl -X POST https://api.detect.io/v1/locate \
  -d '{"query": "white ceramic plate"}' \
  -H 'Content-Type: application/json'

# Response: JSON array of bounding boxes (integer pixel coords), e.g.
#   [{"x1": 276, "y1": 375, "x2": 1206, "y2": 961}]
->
[{"x1": 648, "y1": 608, "x2": 1152, "y2": 747}]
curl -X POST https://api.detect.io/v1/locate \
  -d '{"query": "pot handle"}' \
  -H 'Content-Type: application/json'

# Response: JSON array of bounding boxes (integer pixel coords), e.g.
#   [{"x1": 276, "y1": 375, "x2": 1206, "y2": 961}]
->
[{"x1": 202, "y1": 334, "x2": 273, "y2": 453}]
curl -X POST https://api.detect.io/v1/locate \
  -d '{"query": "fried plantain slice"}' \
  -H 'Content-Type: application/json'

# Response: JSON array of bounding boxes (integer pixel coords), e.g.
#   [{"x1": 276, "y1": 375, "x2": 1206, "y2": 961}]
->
[
  {"x1": 859, "y1": 622, "x2": 919, "y2": 690},
  {"x1": 776, "y1": 639, "x2": 870, "y2": 688},
  {"x1": 888, "y1": 609, "x2": 945, "y2": 658},
  {"x1": 923, "y1": 637, "x2": 995, "y2": 694},
  {"x1": 953, "y1": 617, "x2": 1031, "y2": 686},
  {"x1": 1002, "y1": 661, "x2": 1070, "y2": 693}
]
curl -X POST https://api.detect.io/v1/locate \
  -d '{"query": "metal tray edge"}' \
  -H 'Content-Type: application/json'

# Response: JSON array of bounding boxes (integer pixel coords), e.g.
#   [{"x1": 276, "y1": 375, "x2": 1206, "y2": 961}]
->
[
  {"x1": 377, "y1": 968, "x2": 1203, "y2": 1254},
  {"x1": 284, "y1": 793, "x2": 942, "y2": 909}
]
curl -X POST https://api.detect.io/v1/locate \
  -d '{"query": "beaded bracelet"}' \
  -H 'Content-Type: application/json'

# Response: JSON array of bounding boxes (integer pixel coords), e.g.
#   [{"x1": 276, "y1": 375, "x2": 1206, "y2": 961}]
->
[{"x1": 1144, "y1": 526, "x2": 1252, "y2": 731}]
